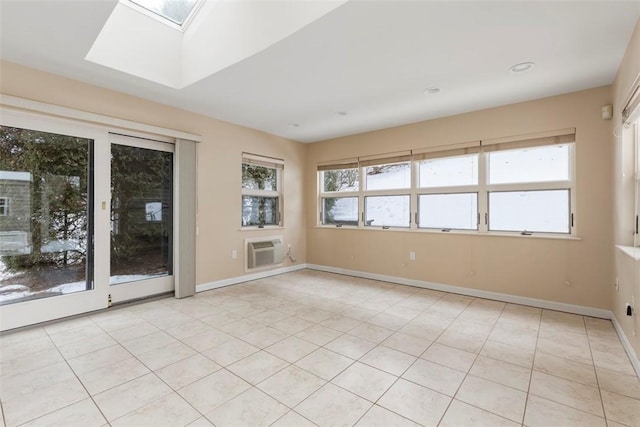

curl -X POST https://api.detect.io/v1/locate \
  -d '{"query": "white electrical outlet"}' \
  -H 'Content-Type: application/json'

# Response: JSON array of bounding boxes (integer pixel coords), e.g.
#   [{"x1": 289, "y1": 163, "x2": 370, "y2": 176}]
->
[{"x1": 409, "y1": 251, "x2": 416, "y2": 261}]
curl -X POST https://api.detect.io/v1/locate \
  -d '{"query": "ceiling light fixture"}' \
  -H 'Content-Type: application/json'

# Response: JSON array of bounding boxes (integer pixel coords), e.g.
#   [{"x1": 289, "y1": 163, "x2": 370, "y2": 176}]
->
[
  {"x1": 509, "y1": 62, "x2": 536, "y2": 73},
  {"x1": 423, "y1": 87, "x2": 441, "y2": 95},
  {"x1": 288, "y1": 123, "x2": 299, "y2": 128},
  {"x1": 336, "y1": 111, "x2": 348, "y2": 116}
]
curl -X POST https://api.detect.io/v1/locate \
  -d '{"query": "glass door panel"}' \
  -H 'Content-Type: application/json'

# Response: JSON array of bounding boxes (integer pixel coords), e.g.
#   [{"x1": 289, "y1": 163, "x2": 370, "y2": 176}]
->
[
  {"x1": 0, "y1": 126, "x2": 94, "y2": 305},
  {"x1": 0, "y1": 111, "x2": 109, "y2": 331},
  {"x1": 109, "y1": 136, "x2": 174, "y2": 302}
]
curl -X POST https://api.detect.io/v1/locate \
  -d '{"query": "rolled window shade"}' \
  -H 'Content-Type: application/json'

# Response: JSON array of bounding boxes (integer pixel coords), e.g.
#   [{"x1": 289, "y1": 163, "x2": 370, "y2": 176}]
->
[
  {"x1": 317, "y1": 159, "x2": 358, "y2": 171},
  {"x1": 359, "y1": 151, "x2": 411, "y2": 167},
  {"x1": 622, "y1": 82, "x2": 640, "y2": 126},
  {"x1": 243, "y1": 152, "x2": 284, "y2": 168},
  {"x1": 412, "y1": 141, "x2": 480, "y2": 161},
  {"x1": 481, "y1": 128, "x2": 575, "y2": 152}
]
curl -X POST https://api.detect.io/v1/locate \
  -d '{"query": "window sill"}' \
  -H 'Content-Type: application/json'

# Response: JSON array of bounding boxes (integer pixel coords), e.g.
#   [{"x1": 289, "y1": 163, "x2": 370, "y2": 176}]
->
[
  {"x1": 616, "y1": 245, "x2": 640, "y2": 260},
  {"x1": 315, "y1": 225, "x2": 582, "y2": 241},
  {"x1": 239, "y1": 226, "x2": 285, "y2": 232}
]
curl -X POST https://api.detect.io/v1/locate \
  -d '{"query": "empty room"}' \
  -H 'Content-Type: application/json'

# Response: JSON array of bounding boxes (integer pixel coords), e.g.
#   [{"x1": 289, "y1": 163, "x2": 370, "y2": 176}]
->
[{"x1": 1, "y1": 0, "x2": 640, "y2": 426}]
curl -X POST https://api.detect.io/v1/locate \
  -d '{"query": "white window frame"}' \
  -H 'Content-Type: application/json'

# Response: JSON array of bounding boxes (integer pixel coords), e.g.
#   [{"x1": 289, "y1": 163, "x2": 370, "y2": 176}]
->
[
  {"x1": 483, "y1": 143, "x2": 576, "y2": 235},
  {"x1": 0, "y1": 197, "x2": 9, "y2": 216},
  {"x1": 362, "y1": 158, "x2": 412, "y2": 229},
  {"x1": 242, "y1": 153, "x2": 284, "y2": 229},
  {"x1": 415, "y1": 151, "x2": 480, "y2": 231},
  {"x1": 318, "y1": 161, "x2": 360, "y2": 227},
  {"x1": 317, "y1": 129, "x2": 577, "y2": 237},
  {"x1": 634, "y1": 122, "x2": 640, "y2": 247}
]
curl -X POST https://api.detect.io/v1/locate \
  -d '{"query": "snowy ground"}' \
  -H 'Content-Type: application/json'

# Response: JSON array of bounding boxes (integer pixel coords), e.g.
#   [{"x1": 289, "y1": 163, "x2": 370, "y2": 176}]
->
[
  {"x1": 0, "y1": 274, "x2": 166, "y2": 303},
  {"x1": 331, "y1": 165, "x2": 412, "y2": 226}
]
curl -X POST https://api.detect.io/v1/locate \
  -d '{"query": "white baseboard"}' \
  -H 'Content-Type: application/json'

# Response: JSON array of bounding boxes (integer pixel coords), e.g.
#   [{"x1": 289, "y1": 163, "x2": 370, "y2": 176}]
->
[
  {"x1": 196, "y1": 264, "x2": 308, "y2": 293},
  {"x1": 611, "y1": 315, "x2": 640, "y2": 378},
  {"x1": 306, "y1": 264, "x2": 612, "y2": 319}
]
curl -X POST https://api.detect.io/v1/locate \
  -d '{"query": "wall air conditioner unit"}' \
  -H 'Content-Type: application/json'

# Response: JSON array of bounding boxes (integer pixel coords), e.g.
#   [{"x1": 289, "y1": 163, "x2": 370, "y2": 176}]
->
[{"x1": 246, "y1": 237, "x2": 284, "y2": 270}]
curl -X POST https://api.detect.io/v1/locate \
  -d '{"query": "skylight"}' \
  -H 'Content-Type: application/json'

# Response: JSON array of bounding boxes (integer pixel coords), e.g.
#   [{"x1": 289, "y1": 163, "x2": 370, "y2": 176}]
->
[{"x1": 129, "y1": 0, "x2": 200, "y2": 27}]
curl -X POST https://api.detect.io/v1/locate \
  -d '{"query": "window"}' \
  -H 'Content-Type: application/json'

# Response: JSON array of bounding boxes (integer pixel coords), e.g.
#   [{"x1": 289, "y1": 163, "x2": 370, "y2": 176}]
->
[
  {"x1": 364, "y1": 162, "x2": 411, "y2": 190},
  {"x1": 242, "y1": 154, "x2": 283, "y2": 227},
  {"x1": 0, "y1": 198, "x2": 8, "y2": 216},
  {"x1": 319, "y1": 162, "x2": 359, "y2": 226},
  {"x1": 321, "y1": 197, "x2": 358, "y2": 226},
  {"x1": 416, "y1": 151, "x2": 479, "y2": 231},
  {"x1": 489, "y1": 190, "x2": 570, "y2": 233},
  {"x1": 362, "y1": 157, "x2": 411, "y2": 228},
  {"x1": 486, "y1": 144, "x2": 573, "y2": 234},
  {"x1": 419, "y1": 154, "x2": 478, "y2": 188},
  {"x1": 127, "y1": 0, "x2": 201, "y2": 27},
  {"x1": 317, "y1": 129, "x2": 576, "y2": 236},
  {"x1": 419, "y1": 193, "x2": 478, "y2": 230}
]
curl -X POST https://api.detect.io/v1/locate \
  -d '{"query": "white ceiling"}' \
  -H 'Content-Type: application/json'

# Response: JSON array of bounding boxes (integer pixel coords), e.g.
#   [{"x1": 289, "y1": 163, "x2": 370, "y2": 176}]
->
[{"x1": 1, "y1": 0, "x2": 639, "y2": 143}]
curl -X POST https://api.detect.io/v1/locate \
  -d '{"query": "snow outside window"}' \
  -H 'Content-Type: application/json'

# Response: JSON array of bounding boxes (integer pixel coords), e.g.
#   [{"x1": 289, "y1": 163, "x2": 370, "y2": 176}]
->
[
  {"x1": 417, "y1": 154, "x2": 479, "y2": 230},
  {"x1": 317, "y1": 131, "x2": 575, "y2": 236},
  {"x1": 486, "y1": 144, "x2": 572, "y2": 234},
  {"x1": 242, "y1": 154, "x2": 283, "y2": 227}
]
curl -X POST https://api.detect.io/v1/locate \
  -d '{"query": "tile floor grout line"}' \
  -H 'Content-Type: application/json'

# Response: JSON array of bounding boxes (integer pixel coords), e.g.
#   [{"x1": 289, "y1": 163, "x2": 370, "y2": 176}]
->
[
  {"x1": 585, "y1": 315, "x2": 612, "y2": 425},
  {"x1": 519, "y1": 301, "x2": 543, "y2": 426}
]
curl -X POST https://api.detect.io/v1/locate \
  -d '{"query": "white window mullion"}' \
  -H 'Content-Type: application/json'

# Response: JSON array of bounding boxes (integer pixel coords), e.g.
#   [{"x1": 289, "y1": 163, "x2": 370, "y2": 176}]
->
[
  {"x1": 478, "y1": 151, "x2": 488, "y2": 232},
  {"x1": 487, "y1": 181, "x2": 571, "y2": 192},
  {"x1": 570, "y1": 143, "x2": 578, "y2": 235},
  {"x1": 411, "y1": 161, "x2": 418, "y2": 230}
]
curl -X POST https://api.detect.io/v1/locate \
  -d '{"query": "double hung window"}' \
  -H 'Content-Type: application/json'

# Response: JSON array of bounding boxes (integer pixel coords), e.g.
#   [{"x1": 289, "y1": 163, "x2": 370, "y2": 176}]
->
[
  {"x1": 317, "y1": 129, "x2": 576, "y2": 236},
  {"x1": 242, "y1": 154, "x2": 283, "y2": 227},
  {"x1": 319, "y1": 161, "x2": 359, "y2": 226},
  {"x1": 362, "y1": 155, "x2": 411, "y2": 228},
  {"x1": 486, "y1": 142, "x2": 572, "y2": 233},
  {"x1": 415, "y1": 144, "x2": 480, "y2": 231}
]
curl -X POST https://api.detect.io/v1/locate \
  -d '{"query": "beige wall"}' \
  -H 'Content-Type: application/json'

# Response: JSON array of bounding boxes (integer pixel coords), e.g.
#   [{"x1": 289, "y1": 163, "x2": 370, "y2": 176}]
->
[
  {"x1": 612, "y1": 19, "x2": 640, "y2": 358},
  {"x1": 0, "y1": 60, "x2": 307, "y2": 287},
  {"x1": 306, "y1": 86, "x2": 614, "y2": 310}
]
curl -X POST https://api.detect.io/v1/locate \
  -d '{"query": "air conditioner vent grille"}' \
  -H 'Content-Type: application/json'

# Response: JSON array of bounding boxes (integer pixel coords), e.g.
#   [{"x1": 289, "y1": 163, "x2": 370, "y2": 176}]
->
[{"x1": 247, "y1": 238, "x2": 284, "y2": 269}]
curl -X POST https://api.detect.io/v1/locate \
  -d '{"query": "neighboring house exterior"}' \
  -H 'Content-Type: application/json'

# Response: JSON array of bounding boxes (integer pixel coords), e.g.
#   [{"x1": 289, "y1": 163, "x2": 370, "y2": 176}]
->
[{"x1": 0, "y1": 171, "x2": 32, "y2": 255}]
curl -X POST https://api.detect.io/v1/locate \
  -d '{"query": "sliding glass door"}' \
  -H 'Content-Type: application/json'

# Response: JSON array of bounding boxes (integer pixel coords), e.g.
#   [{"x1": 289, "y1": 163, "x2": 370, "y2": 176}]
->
[
  {"x1": 0, "y1": 114, "x2": 176, "y2": 330},
  {"x1": 108, "y1": 134, "x2": 174, "y2": 302}
]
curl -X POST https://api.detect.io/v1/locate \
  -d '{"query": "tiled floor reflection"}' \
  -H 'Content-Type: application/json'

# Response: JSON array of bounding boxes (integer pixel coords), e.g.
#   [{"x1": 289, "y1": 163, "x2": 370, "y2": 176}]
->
[{"x1": 1, "y1": 270, "x2": 639, "y2": 426}]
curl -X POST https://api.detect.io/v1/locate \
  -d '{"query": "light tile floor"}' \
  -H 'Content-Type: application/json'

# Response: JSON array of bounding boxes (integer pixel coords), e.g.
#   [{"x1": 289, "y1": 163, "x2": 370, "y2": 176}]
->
[{"x1": 1, "y1": 270, "x2": 639, "y2": 426}]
